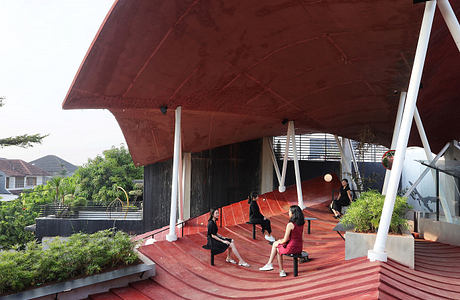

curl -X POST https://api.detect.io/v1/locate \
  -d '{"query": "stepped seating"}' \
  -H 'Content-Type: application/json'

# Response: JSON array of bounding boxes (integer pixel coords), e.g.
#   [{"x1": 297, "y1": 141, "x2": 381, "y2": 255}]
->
[{"x1": 88, "y1": 176, "x2": 460, "y2": 299}]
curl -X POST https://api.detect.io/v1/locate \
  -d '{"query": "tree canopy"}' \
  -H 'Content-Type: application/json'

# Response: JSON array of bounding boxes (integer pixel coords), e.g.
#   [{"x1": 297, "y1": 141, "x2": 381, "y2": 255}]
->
[{"x1": 76, "y1": 145, "x2": 144, "y2": 204}]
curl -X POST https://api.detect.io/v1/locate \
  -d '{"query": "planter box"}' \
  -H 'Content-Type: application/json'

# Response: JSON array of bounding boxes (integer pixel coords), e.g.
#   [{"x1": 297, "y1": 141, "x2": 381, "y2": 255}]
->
[
  {"x1": 419, "y1": 218, "x2": 460, "y2": 246},
  {"x1": 1, "y1": 251, "x2": 155, "y2": 300},
  {"x1": 345, "y1": 231, "x2": 414, "y2": 269}
]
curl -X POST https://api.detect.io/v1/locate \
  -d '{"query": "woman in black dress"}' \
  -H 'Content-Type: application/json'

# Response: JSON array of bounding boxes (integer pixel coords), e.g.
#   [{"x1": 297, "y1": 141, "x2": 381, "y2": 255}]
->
[
  {"x1": 332, "y1": 179, "x2": 353, "y2": 218},
  {"x1": 248, "y1": 192, "x2": 275, "y2": 242},
  {"x1": 206, "y1": 208, "x2": 250, "y2": 267}
]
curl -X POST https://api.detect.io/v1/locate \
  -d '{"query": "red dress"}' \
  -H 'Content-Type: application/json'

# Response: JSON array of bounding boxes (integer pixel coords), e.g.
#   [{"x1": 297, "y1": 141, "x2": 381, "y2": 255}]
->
[{"x1": 277, "y1": 222, "x2": 303, "y2": 255}]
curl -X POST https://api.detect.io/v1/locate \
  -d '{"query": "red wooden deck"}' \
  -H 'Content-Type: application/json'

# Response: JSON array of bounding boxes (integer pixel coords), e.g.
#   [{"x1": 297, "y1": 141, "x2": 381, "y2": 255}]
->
[{"x1": 89, "y1": 177, "x2": 460, "y2": 299}]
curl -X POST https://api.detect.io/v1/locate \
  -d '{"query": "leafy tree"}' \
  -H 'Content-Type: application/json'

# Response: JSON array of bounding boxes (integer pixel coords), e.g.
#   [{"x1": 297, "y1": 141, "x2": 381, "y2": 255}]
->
[
  {"x1": 0, "y1": 184, "x2": 54, "y2": 249},
  {"x1": 0, "y1": 97, "x2": 48, "y2": 148},
  {"x1": 76, "y1": 145, "x2": 143, "y2": 205}
]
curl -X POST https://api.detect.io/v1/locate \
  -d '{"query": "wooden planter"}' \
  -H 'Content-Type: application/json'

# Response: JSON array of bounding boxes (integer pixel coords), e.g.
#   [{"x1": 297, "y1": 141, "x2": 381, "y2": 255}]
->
[{"x1": 345, "y1": 231, "x2": 414, "y2": 269}]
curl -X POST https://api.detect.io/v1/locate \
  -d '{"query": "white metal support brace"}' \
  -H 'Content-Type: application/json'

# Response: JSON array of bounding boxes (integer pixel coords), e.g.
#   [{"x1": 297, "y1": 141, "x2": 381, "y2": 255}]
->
[
  {"x1": 289, "y1": 121, "x2": 305, "y2": 209},
  {"x1": 368, "y1": 0, "x2": 437, "y2": 262},
  {"x1": 382, "y1": 92, "x2": 406, "y2": 195},
  {"x1": 279, "y1": 123, "x2": 292, "y2": 193},
  {"x1": 267, "y1": 138, "x2": 283, "y2": 187},
  {"x1": 437, "y1": 0, "x2": 460, "y2": 52},
  {"x1": 403, "y1": 142, "x2": 450, "y2": 198},
  {"x1": 414, "y1": 108, "x2": 453, "y2": 223}
]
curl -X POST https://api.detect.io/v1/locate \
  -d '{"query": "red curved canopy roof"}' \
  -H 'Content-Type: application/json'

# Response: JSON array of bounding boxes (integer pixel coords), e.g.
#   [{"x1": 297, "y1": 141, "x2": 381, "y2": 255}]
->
[{"x1": 63, "y1": 0, "x2": 460, "y2": 166}]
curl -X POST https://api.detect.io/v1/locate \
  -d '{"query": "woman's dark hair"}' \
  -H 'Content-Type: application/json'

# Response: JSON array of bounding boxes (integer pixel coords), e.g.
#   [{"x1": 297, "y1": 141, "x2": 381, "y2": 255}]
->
[
  {"x1": 289, "y1": 205, "x2": 305, "y2": 226},
  {"x1": 342, "y1": 179, "x2": 349, "y2": 184},
  {"x1": 208, "y1": 208, "x2": 218, "y2": 221},
  {"x1": 248, "y1": 191, "x2": 258, "y2": 204}
]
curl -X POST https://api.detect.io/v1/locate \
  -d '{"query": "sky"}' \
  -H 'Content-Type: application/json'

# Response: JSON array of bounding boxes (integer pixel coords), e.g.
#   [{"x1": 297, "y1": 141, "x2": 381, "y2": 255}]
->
[{"x1": 0, "y1": 0, "x2": 124, "y2": 166}]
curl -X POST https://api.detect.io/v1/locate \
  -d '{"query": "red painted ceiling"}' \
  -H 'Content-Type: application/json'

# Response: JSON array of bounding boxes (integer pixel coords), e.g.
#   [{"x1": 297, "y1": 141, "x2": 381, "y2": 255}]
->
[{"x1": 63, "y1": 0, "x2": 460, "y2": 166}]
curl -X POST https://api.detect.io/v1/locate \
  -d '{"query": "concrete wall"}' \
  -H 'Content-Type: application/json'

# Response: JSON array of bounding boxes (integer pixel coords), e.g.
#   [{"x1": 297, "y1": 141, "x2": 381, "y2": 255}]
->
[
  {"x1": 345, "y1": 231, "x2": 414, "y2": 269},
  {"x1": 419, "y1": 218, "x2": 460, "y2": 246}
]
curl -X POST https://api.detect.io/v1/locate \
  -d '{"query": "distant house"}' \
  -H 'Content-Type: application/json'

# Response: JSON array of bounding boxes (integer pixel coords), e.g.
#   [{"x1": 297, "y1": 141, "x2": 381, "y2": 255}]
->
[
  {"x1": 0, "y1": 158, "x2": 50, "y2": 195},
  {"x1": 29, "y1": 155, "x2": 78, "y2": 177}
]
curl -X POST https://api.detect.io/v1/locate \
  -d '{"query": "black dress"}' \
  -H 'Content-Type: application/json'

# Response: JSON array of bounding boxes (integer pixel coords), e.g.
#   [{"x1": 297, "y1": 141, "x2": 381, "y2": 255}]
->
[
  {"x1": 333, "y1": 185, "x2": 351, "y2": 213},
  {"x1": 249, "y1": 200, "x2": 272, "y2": 234},
  {"x1": 206, "y1": 220, "x2": 231, "y2": 255}
]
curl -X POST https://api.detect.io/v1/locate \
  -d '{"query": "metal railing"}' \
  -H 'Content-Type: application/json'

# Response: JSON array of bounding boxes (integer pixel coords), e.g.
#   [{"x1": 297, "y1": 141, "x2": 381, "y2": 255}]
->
[
  {"x1": 273, "y1": 133, "x2": 388, "y2": 162},
  {"x1": 39, "y1": 202, "x2": 143, "y2": 219},
  {"x1": 146, "y1": 207, "x2": 223, "y2": 240}
]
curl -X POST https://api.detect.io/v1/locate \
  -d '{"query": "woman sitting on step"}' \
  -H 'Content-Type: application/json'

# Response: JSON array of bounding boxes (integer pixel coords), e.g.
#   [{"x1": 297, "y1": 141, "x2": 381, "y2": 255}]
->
[
  {"x1": 248, "y1": 192, "x2": 276, "y2": 242},
  {"x1": 259, "y1": 205, "x2": 304, "y2": 277},
  {"x1": 206, "y1": 208, "x2": 250, "y2": 267}
]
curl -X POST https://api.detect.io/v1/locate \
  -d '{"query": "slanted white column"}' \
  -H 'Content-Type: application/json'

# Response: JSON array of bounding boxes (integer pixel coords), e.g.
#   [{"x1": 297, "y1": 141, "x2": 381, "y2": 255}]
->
[
  {"x1": 268, "y1": 137, "x2": 283, "y2": 187},
  {"x1": 166, "y1": 106, "x2": 182, "y2": 242},
  {"x1": 368, "y1": 1, "x2": 437, "y2": 262},
  {"x1": 279, "y1": 123, "x2": 292, "y2": 193},
  {"x1": 347, "y1": 139, "x2": 362, "y2": 197},
  {"x1": 382, "y1": 92, "x2": 406, "y2": 195},
  {"x1": 437, "y1": 0, "x2": 460, "y2": 52},
  {"x1": 404, "y1": 142, "x2": 450, "y2": 197},
  {"x1": 414, "y1": 109, "x2": 453, "y2": 222},
  {"x1": 289, "y1": 121, "x2": 304, "y2": 209}
]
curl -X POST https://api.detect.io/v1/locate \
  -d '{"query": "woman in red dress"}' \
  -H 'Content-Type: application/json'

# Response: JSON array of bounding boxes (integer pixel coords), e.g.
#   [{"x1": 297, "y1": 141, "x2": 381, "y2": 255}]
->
[{"x1": 259, "y1": 205, "x2": 304, "y2": 277}]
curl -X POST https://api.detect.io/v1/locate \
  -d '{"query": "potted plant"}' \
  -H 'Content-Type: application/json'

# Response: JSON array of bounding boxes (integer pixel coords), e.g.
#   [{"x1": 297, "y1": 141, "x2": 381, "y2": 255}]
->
[{"x1": 341, "y1": 190, "x2": 414, "y2": 268}]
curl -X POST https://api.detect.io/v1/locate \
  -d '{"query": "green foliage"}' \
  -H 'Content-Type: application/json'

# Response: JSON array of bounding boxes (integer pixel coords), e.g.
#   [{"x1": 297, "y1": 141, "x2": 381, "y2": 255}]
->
[
  {"x1": 76, "y1": 145, "x2": 143, "y2": 205},
  {"x1": 341, "y1": 190, "x2": 411, "y2": 234},
  {"x1": 0, "y1": 230, "x2": 140, "y2": 295},
  {"x1": 0, "y1": 185, "x2": 54, "y2": 249},
  {"x1": 0, "y1": 134, "x2": 48, "y2": 148}
]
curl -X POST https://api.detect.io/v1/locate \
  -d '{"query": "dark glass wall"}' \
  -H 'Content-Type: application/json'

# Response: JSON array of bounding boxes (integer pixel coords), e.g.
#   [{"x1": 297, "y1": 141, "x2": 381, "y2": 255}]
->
[{"x1": 143, "y1": 139, "x2": 262, "y2": 231}]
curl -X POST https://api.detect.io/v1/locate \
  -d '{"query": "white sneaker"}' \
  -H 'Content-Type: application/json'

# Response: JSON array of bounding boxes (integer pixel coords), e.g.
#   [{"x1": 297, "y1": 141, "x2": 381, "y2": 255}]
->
[
  {"x1": 259, "y1": 263, "x2": 274, "y2": 271},
  {"x1": 279, "y1": 270, "x2": 287, "y2": 277},
  {"x1": 265, "y1": 235, "x2": 276, "y2": 243}
]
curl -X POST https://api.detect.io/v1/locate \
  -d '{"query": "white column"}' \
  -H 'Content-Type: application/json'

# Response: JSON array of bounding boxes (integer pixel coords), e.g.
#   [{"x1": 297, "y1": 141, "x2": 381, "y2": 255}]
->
[
  {"x1": 289, "y1": 121, "x2": 304, "y2": 209},
  {"x1": 279, "y1": 123, "x2": 292, "y2": 193},
  {"x1": 382, "y1": 92, "x2": 406, "y2": 195},
  {"x1": 268, "y1": 138, "x2": 283, "y2": 187},
  {"x1": 414, "y1": 109, "x2": 453, "y2": 223},
  {"x1": 347, "y1": 139, "x2": 362, "y2": 196},
  {"x1": 166, "y1": 106, "x2": 182, "y2": 242},
  {"x1": 437, "y1": 0, "x2": 460, "y2": 52},
  {"x1": 368, "y1": 1, "x2": 437, "y2": 262}
]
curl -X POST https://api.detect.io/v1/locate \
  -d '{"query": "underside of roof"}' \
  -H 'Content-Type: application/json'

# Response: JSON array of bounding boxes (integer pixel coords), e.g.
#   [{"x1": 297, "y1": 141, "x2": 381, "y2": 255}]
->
[{"x1": 63, "y1": 0, "x2": 460, "y2": 166}]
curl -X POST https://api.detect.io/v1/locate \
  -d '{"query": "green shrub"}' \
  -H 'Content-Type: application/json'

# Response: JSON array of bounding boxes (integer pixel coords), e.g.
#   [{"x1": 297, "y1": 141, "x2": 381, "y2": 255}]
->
[
  {"x1": 341, "y1": 190, "x2": 411, "y2": 234},
  {"x1": 0, "y1": 229, "x2": 140, "y2": 295}
]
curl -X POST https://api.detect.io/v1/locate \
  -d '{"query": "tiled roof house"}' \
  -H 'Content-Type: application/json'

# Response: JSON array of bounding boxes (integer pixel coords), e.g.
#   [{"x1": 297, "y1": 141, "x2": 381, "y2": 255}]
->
[{"x1": 0, "y1": 158, "x2": 50, "y2": 195}]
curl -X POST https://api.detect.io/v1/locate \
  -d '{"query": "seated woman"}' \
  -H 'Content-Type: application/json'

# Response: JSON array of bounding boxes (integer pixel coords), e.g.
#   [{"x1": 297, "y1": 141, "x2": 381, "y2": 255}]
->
[
  {"x1": 331, "y1": 179, "x2": 352, "y2": 218},
  {"x1": 206, "y1": 208, "x2": 250, "y2": 267},
  {"x1": 259, "y1": 205, "x2": 305, "y2": 277},
  {"x1": 248, "y1": 192, "x2": 275, "y2": 242}
]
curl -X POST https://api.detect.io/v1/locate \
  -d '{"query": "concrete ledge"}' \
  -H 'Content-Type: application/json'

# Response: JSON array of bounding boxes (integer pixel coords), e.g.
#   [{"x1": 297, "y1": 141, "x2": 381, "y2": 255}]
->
[
  {"x1": 420, "y1": 218, "x2": 460, "y2": 246},
  {"x1": 345, "y1": 231, "x2": 414, "y2": 269},
  {"x1": 1, "y1": 250, "x2": 155, "y2": 300}
]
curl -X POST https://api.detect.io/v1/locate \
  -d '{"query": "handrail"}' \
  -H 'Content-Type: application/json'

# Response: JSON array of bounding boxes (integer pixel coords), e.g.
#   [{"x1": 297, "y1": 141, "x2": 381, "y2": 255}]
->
[{"x1": 146, "y1": 207, "x2": 223, "y2": 240}]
